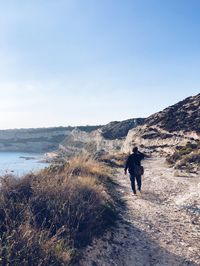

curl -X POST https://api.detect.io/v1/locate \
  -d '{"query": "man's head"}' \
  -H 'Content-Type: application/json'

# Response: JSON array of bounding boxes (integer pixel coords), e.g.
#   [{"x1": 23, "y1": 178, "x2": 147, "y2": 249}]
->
[{"x1": 132, "y1": 147, "x2": 138, "y2": 153}]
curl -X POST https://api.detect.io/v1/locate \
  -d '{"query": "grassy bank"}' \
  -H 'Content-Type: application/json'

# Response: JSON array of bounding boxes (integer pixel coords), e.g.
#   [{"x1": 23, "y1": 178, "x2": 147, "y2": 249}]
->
[
  {"x1": 166, "y1": 141, "x2": 200, "y2": 173},
  {"x1": 0, "y1": 156, "x2": 118, "y2": 265}
]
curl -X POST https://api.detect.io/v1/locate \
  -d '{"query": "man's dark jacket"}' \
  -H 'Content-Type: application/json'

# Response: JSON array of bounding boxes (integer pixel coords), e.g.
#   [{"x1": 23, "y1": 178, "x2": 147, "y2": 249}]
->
[{"x1": 125, "y1": 151, "x2": 145, "y2": 175}]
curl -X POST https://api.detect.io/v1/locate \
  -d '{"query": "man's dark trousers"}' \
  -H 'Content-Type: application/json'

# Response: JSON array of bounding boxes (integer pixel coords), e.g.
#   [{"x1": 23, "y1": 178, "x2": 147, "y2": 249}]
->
[{"x1": 130, "y1": 174, "x2": 141, "y2": 194}]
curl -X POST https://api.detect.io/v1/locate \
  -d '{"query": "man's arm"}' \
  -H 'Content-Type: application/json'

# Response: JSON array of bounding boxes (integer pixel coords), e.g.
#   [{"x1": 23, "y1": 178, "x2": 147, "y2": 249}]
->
[
  {"x1": 138, "y1": 151, "x2": 145, "y2": 160},
  {"x1": 124, "y1": 156, "x2": 130, "y2": 175}
]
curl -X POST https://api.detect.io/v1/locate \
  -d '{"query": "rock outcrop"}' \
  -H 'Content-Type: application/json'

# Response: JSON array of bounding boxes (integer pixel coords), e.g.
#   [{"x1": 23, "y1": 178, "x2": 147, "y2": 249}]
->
[
  {"x1": 57, "y1": 119, "x2": 144, "y2": 157},
  {"x1": 59, "y1": 128, "x2": 123, "y2": 157},
  {"x1": 122, "y1": 125, "x2": 199, "y2": 155},
  {"x1": 145, "y1": 93, "x2": 200, "y2": 133},
  {"x1": 101, "y1": 118, "x2": 145, "y2": 140},
  {"x1": 122, "y1": 93, "x2": 200, "y2": 154}
]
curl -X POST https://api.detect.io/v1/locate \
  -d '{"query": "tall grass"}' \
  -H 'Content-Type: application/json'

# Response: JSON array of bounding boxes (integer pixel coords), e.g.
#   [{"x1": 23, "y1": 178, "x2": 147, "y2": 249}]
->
[{"x1": 0, "y1": 156, "x2": 117, "y2": 265}]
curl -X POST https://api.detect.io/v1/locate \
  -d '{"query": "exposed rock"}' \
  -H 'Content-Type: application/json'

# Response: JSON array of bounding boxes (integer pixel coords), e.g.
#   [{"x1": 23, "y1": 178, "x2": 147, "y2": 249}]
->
[
  {"x1": 122, "y1": 125, "x2": 199, "y2": 155},
  {"x1": 101, "y1": 118, "x2": 145, "y2": 140},
  {"x1": 145, "y1": 93, "x2": 200, "y2": 133},
  {"x1": 58, "y1": 128, "x2": 123, "y2": 157}
]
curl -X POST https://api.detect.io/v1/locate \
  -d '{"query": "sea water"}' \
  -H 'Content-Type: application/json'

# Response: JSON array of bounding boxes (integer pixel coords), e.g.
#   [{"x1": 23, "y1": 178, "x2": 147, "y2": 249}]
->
[{"x1": 0, "y1": 152, "x2": 49, "y2": 177}]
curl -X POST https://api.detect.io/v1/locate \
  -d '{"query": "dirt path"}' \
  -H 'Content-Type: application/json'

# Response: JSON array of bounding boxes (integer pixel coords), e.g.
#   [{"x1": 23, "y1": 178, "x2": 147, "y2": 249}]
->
[{"x1": 78, "y1": 158, "x2": 200, "y2": 266}]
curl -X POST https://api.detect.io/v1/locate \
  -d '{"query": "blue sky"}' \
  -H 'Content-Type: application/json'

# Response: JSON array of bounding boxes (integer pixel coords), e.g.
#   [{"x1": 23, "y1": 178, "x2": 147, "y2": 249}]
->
[{"x1": 0, "y1": 0, "x2": 200, "y2": 129}]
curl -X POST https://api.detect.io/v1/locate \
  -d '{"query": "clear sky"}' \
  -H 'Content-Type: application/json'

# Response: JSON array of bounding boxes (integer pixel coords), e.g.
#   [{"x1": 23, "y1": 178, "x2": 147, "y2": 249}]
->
[{"x1": 0, "y1": 0, "x2": 200, "y2": 129}]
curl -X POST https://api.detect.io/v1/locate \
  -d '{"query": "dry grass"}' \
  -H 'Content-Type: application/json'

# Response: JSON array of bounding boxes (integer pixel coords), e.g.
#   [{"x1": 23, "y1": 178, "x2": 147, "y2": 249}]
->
[
  {"x1": 66, "y1": 155, "x2": 112, "y2": 178},
  {"x1": 167, "y1": 141, "x2": 200, "y2": 173},
  {"x1": 0, "y1": 156, "x2": 117, "y2": 265},
  {"x1": 98, "y1": 153, "x2": 128, "y2": 168}
]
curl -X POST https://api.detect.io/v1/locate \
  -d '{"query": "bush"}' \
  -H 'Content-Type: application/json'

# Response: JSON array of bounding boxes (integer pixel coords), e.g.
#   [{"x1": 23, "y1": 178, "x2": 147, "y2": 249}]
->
[
  {"x1": 166, "y1": 141, "x2": 200, "y2": 172},
  {"x1": 0, "y1": 157, "x2": 117, "y2": 265}
]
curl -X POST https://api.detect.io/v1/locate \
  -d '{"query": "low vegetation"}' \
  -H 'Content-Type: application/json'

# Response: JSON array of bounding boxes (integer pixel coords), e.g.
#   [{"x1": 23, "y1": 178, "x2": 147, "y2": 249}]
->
[
  {"x1": 0, "y1": 156, "x2": 118, "y2": 265},
  {"x1": 98, "y1": 153, "x2": 128, "y2": 168},
  {"x1": 167, "y1": 141, "x2": 200, "y2": 173}
]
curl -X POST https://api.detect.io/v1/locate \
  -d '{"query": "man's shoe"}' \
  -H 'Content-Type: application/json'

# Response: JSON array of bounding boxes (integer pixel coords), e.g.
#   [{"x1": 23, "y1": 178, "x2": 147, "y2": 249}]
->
[{"x1": 137, "y1": 191, "x2": 142, "y2": 197}]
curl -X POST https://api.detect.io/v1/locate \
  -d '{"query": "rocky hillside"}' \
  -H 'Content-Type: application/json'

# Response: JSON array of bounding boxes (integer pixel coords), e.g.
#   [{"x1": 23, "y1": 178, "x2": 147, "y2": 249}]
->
[
  {"x1": 145, "y1": 93, "x2": 200, "y2": 133},
  {"x1": 123, "y1": 94, "x2": 200, "y2": 153},
  {"x1": 56, "y1": 119, "x2": 144, "y2": 158},
  {"x1": 58, "y1": 94, "x2": 200, "y2": 159},
  {"x1": 122, "y1": 93, "x2": 200, "y2": 174},
  {"x1": 58, "y1": 128, "x2": 123, "y2": 158},
  {"x1": 101, "y1": 118, "x2": 145, "y2": 140},
  {"x1": 0, "y1": 126, "x2": 100, "y2": 153},
  {"x1": 122, "y1": 125, "x2": 198, "y2": 155}
]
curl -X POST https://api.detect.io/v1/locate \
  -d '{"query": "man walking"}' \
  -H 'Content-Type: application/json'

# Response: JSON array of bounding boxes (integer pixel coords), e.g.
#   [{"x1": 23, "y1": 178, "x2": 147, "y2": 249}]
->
[{"x1": 124, "y1": 147, "x2": 145, "y2": 196}]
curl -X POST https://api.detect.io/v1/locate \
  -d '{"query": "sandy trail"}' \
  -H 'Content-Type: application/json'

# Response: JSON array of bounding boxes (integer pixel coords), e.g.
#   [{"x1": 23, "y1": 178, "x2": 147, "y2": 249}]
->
[{"x1": 79, "y1": 158, "x2": 200, "y2": 266}]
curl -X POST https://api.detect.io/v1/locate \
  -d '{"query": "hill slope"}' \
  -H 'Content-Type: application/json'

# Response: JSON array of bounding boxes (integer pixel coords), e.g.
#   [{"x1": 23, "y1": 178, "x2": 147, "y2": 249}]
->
[
  {"x1": 101, "y1": 118, "x2": 145, "y2": 140},
  {"x1": 146, "y1": 93, "x2": 200, "y2": 132},
  {"x1": 123, "y1": 93, "x2": 200, "y2": 154},
  {"x1": 0, "y1": 126, "x2": 100, "y2": 152}
]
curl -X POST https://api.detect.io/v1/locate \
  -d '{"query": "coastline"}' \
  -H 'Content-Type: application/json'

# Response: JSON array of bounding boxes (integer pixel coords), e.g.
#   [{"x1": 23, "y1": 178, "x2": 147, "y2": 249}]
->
[{"x1": 0, "y1": 151, "x2": 49, "y2": 177}]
